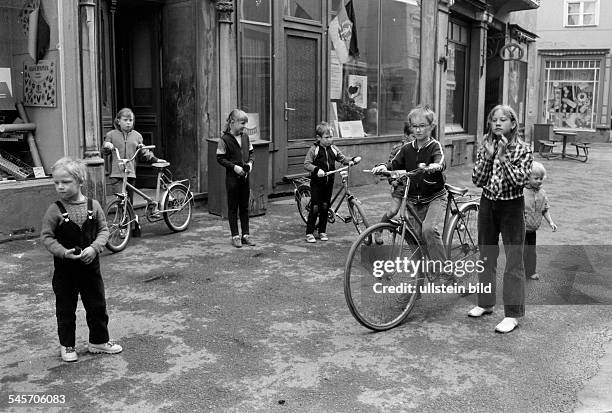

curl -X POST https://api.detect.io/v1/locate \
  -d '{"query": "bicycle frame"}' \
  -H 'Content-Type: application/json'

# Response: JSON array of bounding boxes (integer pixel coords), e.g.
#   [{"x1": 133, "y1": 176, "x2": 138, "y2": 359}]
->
[{"x1": 327, "y1": 166, "x2": 358, "y2": 223}]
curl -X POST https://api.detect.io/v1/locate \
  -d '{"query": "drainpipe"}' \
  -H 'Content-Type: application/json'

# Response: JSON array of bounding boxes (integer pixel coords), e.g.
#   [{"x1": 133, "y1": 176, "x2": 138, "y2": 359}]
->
[
  {"x1": 216, "y1": 0, "x2": 237, "y2": 128},
  {"x1": 79, "y1": 0, "x2": 106, "y2": 208}
]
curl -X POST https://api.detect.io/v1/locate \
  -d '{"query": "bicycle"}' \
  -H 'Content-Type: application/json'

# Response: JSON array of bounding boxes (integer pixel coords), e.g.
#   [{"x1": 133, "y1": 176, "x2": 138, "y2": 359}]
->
[
  {"x1": 344, "y1": 168, "x2": 480, "y2": 331},
  {"x1": 105, "y1": 145, "x2": 194, "y2": 252},
  {"x1": 286, "y1": 157, "x2": 370, "y2": 234}
]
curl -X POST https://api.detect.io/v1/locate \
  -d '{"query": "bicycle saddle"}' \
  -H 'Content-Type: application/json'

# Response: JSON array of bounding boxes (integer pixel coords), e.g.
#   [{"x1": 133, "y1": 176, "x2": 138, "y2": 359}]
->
[
  {"x1": 445, "y1": 183, "x2": 469, "y2": 196},
  {"x1": 152, "y1": 161, "x2": 170, "y2": 169}
]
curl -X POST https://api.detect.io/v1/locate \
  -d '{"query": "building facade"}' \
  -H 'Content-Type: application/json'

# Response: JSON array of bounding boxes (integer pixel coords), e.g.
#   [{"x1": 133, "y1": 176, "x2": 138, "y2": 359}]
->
[
  {"x1": 534, "y1": 0, "x2": 611, "y2": 142},
  {"x1": 1, "y1": 0, "x2": 539, "y2": 239}
]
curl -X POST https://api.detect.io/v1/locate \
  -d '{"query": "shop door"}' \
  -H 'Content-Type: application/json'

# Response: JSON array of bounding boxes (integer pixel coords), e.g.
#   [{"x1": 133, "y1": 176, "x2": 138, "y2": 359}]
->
[
  {"x1": 115, "y1": 3, "x2": 163, "y2": 188},
  {"x1": 282, "y1": 29, "x2": 322, "y2": 176}
]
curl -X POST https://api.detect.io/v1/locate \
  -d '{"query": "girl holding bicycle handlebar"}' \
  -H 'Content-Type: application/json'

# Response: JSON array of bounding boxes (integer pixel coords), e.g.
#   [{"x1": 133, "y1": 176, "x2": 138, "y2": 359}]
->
[
  {"x1": 102, "y1": 108, "x2": 165, "y2": 203},
  {"x1": 303, "y1": 121, "x2": 358, "y2": 243}
]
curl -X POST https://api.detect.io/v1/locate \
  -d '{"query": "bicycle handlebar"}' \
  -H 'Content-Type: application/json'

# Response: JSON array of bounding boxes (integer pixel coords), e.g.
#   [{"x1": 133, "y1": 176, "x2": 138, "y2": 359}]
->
[
  {"x1": 112, "y1": 144, "x2": 156, "y2": 163},
  {"x1": 363, "y1": 168, "x2": 422, "y2": 178},
  {"x1": 323, "y1": 156, "x2": 361, "y2": 177}
]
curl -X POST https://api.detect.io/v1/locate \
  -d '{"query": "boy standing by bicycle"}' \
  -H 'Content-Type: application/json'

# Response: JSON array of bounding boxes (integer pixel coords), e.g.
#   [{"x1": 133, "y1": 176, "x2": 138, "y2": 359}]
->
[
  {"x1": 41, "y1": 157, "x2": 122, "y2": 362},
  {"x1": 371, "y1": 105, "x2": 448, "y2": 269},
  {"x1": 303, "y1": 121, "x2": 358, "y2": 243},
  {"x1": 102, "y1": 108, "x2": 165, "y2": 203}
]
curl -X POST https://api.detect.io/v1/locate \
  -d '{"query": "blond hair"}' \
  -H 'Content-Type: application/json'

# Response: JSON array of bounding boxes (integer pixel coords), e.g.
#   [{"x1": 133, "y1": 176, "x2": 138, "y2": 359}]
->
[{"x1": 51, "y1": 157, "x2": 87, "y2": 184}]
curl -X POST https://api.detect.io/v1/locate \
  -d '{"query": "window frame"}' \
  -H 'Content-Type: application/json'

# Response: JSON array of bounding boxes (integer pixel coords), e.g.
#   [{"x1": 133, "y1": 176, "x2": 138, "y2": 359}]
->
[
  {"x1": 444, "y1": 18, "x2": 471, "y2": 135},
  {"x1": 564, "y1": 0, "x2": 599, "y2": 27}
]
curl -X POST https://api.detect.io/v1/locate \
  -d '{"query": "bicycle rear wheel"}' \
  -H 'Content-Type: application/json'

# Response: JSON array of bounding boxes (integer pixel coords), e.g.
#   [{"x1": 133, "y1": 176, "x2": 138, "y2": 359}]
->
[
  {"x1": 344, "y1": 222, "x2": 425, "y2": 331},
  {"x1": 295, "y1": 184, "x2": 311, "y2": 224},
  {"x1": 348, "y1": 197, "x2": 369, "y2": 234},
  {"x1": 106, "y1": 199, "x2": 133, "y2": 252},
  {"x1": 163, "y1": 184, "x2": 193, "y2": 232},
  {"x1": 445, "y1": 203, "x2": 480, "y2": 295}
]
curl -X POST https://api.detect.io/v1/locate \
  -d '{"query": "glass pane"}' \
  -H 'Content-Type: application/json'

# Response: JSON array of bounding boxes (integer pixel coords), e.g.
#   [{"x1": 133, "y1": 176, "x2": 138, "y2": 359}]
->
[
  {"x1": 284, "y1": 0, "x2": 321, "y2": 21},
  {"x1": 583, "y1": 2, "x2": 596, "y2": 13},
  {"x1": 445, "y1": 44, "x2": 466, "y2": 128},
  {"x1": 544, "y1": 67, "x2": 598, "y2": 129},
  {"x1": 241, "y1": 0, "x2": 270, "y2": 23},
  {"x1": 240, "y1": 25, "x2": 271, "y2": 140},
  {"x1": 583, "y1": 13, "x2": 595, "y2": 25},
  {"x1": 330, "y1": 0, "x2": 378, "y2": 136},
  {"x1": 567, "y1": 14, "x2": 579, "y2": 25},
  {"x1": 379, "y1": 0, "x2": 421, "y2": 135},
  {"x1": 287, "y1": 35, "x2": 317, "y2": 141}
]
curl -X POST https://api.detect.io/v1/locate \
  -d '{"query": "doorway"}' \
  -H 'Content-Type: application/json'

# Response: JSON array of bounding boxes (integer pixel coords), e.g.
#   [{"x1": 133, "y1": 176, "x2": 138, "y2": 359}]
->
[{"x1": 114, "y1": 1, "x2": 163, "y2": 188}]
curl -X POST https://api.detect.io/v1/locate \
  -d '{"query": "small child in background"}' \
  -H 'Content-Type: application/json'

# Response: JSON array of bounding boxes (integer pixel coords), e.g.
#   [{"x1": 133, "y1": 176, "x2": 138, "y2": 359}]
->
[
  {"x1": 303, "y1": 121, "x2": 358, "y2": 243},
  {"x1": 523, "y1": 161, "x2": 557, "y2": 280},
  {"x1": 41, "y1": 157, "x2": 122, "y2": 362}
]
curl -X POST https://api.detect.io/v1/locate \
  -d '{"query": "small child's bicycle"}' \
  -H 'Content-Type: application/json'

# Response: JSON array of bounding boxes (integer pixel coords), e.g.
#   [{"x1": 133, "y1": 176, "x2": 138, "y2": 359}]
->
[
  {"x1": 105, "y1": 145, "x2": 194, "y2": 252},
  {"x1": 285, "y1": 157, "x2": 370, "y2": 234},
  {"x1": 344, "y1": 168, "x2": 480, "y2": 331}
]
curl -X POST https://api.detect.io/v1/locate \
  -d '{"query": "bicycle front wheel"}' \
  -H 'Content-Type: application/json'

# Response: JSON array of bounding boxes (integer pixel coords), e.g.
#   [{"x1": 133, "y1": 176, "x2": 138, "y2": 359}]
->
[
  {"x1": 344, "y1": 222, "x2": 425, "y2": 331},
  {"x1": 445, "y1": 203, "x2": 480, "y2": 295},
  {"x1": 348, "y1": 197, "x2": 369, "y2": 234},
  {"x1": 163, "y1": 184, "x2": 193, "y2": 232},
  {"x1": 106, "y1": 199, "x2": 133, "y2": 252},
  {"x1": 295, "y1": 184, "x2": 311, "y2": 224}
]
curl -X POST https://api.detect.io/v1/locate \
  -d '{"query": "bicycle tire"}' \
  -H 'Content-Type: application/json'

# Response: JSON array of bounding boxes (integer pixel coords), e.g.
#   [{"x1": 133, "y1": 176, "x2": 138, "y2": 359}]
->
[
  {"x1": 106, "y1": 199, "x2": 133, "y2": 252},
  {"x1": 344, "y1": 222, "x2": 425, "y2": 331},
  {"x1": 295, "y1": 184, "x2": 311, "y2": 224},
  {"x1": 348, "y1": 197, "x2": 370, "y2": 234},
  {"x1": 444, "y1": 202, "x2": 480, "y2": 295},
  {"x1": 162, "y1": 184, "x2": 193, "y2": 232}
]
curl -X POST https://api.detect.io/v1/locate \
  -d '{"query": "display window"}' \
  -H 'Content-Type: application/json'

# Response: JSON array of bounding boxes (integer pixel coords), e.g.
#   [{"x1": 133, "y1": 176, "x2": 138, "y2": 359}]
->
[
  {"x1": 329, "y1": 0, "x2": 421, "y2": 138},
  {"x1": 543, "y1": 59, "x2": 600, "y2": 129}
]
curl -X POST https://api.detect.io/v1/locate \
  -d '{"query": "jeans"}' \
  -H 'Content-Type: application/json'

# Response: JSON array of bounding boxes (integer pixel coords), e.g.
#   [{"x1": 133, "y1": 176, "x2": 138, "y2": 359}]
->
[
  {"x1": 408, "y1": 197, "x2": 447, "y2": 263},
  {"x1": 478, "y1": 196, "x2": 526, "y2": 318},
  {"x1": 524, "y1": 231, "x2": 537, "y2": 277}
]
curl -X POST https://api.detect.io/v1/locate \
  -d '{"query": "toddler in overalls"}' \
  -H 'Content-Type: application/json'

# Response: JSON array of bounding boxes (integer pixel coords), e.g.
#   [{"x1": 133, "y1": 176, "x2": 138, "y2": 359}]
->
[{"x1": 41, "y1": 157, "x2": 123, "y2": 362}]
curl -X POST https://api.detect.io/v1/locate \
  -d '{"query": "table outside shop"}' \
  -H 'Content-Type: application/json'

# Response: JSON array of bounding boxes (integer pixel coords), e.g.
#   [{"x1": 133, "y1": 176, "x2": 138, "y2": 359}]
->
[{"x1": 553, "y1": 129, "x2": 577, "y2": 159}]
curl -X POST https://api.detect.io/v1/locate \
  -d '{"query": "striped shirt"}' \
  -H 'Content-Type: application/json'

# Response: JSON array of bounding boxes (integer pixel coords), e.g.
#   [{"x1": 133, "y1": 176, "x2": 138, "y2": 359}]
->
[{"x1": 472, "y1": 136, "x2": 533, "y2": 201}]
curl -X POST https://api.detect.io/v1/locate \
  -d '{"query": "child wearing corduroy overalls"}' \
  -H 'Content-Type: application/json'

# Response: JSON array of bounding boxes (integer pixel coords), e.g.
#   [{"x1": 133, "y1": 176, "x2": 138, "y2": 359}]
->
[{"x1": 41, "y1": 157, "x2": 122, "y2": 362}]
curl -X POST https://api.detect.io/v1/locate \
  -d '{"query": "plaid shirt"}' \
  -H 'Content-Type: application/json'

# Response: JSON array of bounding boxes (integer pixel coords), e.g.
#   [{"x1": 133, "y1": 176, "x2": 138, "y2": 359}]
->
[{"x1": 472, "y1": 136, "x2": 533, "y2": 201}]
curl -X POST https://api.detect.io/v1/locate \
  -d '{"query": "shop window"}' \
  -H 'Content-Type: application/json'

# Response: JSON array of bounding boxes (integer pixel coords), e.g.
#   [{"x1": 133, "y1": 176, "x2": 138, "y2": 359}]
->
[
  {"x1": 564, "y1": 0, "x2": 599, "y2": 27},
  {"x1": 239, "y1": 0, "x2": 271, "y2": 141},
  {"x1": 542, "y1": 59, "x2": 600, "y2": 129},
  {"x1": 329, "y1": 0, "x2": 421, "y2": 138},
  {"x1": 284, "y1": 0, "x2": 321, "y2": 22},
  {"x1": 445, "y1": 19, "x2": 470, "y2": 134},
  {"x1": 1, "y1": 1, "x2": 55, "y2": 182}
]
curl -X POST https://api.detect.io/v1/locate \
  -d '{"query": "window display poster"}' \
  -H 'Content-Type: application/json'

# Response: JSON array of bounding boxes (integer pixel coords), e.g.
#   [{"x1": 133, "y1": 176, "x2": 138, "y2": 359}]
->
[
  {"x1": 330, "y1": 51, "x2": 343, "y2": 100},
  {"x1": 547, "y1": 82, "x2": 594, "y2": 129},
  {"x1": 23, "y1": 60, "x2": 56, "y2": 107},
  {"x1": 338, "y1": 120, "x2": 365, "y2": 138},
  {"x1": 347, "y1": 74, "x2": 367, "y2": 109},
  {"x1": 245, "y1": 112, "x2": 260, "y2": 141}
]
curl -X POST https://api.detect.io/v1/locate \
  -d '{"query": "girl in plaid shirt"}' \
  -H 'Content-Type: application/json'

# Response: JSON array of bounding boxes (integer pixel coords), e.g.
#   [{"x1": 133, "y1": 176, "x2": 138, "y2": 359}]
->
[{"x1": 468, "y1": 105, "x2": 533, "y2": 334}]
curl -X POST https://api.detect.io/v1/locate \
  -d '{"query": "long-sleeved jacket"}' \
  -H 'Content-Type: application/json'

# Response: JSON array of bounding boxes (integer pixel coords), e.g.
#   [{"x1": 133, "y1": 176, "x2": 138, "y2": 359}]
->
[
  {"x1": 102, "y1": 129, "x2": 158, "y2": 179},
  {"x1": 304, "y1": 143, "x2": 352, "y2": 186}
]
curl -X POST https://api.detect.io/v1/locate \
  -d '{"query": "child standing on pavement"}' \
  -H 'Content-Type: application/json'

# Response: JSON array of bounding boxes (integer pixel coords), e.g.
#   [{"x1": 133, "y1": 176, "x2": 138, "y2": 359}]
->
[
  {"x1": 468, "y1": 104, "x2": 533, "y2": 334},
  {"x1": 102, "y1": 108, "x2": 164, "y2": 203},
  {"x1": 41, "y1": 157, "x2": 122, "y2": 362},
  {"x1": 216, "y1": 109, "x2": 256, "y2": 248},
  {"x1": 303, "y1": 121, "x2": 358, "y2": 243},
  {"x1": 524, "y1": 161, "x2": 557, "y2": 280}
]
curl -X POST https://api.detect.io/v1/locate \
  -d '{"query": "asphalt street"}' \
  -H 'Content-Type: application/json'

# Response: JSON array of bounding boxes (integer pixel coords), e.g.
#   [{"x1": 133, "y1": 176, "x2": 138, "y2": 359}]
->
[{"x1": 1, "y1": 143, "x2": 611, "y2": 412}]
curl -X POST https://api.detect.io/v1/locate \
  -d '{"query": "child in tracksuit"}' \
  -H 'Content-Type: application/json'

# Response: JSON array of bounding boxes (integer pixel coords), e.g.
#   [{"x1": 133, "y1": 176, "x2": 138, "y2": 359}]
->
[
  {"x1": 41, "y1": 157, "x2": 122, "y2": 362},
  {"x1": 216, "y1": 109, "x2": 256, "y2": 248},
  {"x1": 303, "y1": 121, "x2": 357, "y2": 243},
  {"x1": 523, "y1": 161, "x2": 557, "y2": 280}
]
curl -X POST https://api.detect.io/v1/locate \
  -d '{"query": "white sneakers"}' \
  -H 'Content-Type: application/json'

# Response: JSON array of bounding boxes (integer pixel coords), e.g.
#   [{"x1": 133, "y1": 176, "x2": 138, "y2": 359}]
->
[
  {"x1": 60, "y1": 346, "x2": 78, "y2": 362},
  {"x1": 88, "y1": 341, "x2": 123, "y2": 354},
  {"x1": 467, "y1": 306, "x2": 519, "y2": 333},
  {"x1": 467, "y1": 306, "x2": 494, "y2": 317},
  {"x1": 494, "y1": 317, "x2": 519, "y2": 333}
]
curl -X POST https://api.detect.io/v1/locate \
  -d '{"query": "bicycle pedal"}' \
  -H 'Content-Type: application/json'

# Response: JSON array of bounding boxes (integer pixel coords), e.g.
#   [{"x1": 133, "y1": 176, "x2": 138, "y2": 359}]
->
[{"x1": 343, "y1": 215, "x2": 353, "y2": 223}]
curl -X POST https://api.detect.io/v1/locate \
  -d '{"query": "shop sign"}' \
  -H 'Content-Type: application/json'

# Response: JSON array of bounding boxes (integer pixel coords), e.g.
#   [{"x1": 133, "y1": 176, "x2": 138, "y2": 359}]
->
[{"x1": 23, "y1": 60, "x2": 56, "y2": 107}]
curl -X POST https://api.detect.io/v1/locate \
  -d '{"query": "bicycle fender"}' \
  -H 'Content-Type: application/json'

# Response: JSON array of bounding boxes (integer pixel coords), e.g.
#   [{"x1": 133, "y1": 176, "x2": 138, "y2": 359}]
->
[{"x1": 160, "y1": 183, "x2": 194, "y2": 208}]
